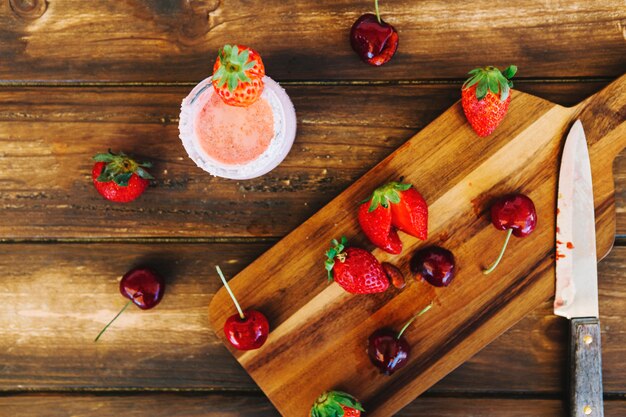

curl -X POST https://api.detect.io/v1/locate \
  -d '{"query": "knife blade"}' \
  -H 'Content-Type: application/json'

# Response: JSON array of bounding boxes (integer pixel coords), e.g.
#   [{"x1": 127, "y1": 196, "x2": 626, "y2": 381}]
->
[{"x1": 554, "y1": 119, "x2": 603, "y2": 417}]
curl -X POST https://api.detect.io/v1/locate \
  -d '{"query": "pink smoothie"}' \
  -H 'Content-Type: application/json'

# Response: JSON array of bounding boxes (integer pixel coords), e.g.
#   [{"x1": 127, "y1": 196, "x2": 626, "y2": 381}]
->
[{"x1": 194, "y1": 92, "x2": 275, "y2": 165}]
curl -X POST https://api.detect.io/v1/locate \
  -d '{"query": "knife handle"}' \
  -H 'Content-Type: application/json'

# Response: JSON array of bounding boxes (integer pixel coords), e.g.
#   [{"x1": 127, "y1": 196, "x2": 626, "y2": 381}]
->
[{"x1": 570, "y1": 317, "x2": 604, "y2": 417}]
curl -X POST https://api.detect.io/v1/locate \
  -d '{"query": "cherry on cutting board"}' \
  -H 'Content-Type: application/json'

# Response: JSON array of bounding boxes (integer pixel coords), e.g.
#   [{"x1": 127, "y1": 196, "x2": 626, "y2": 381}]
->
[
  {"x1": 367, "y1": 303, "x2": 432, "y2": 375},
  {"x1": 410, "y1": 246, "x2": 456, "y2": 287},
  {"x1": 350, "y1": 0, "x2": 398, "y2": 66},
  {"x1": 95, "y1": 267, "x2": 165, "y2": 342},
  {"x1": 216, "y1": 265, "x2": 269, "y2": 351},
  {"x1": 483, "y1": 193, "x2": 537, "y2": 274}
]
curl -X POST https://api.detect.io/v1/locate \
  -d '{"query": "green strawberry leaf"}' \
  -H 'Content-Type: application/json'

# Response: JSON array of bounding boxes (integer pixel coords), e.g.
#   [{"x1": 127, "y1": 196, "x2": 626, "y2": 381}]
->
[
  {"x1": 93, "y1": 153, "x2": 115, "y2": 162},
  {"x1": 113, "y1": 172, "x2": 132, "y2": 187},
  {"x1": 488, "y1": 75, "x2": 500, "y2": 95},
  {"x1": 227, "y1": 74, "x2": 238, "y2": 92},
  {"x1": 502, "y1": 65, "x2": 518, "y2": 79},
  {"x1": 500, "y1": 82, "x2": 510, "y2": 101},
  {"x1": 243, "y1": 60, "x2": 257, "y2": 71},
  {"x1": 239, "y1": 49, "x2": 249, "y2": 65},
  {"x1": 386, "y1": 190, "x2": 401, "y2": 204},
  {"x1": 136, "y1": 167, "x2": 154, "y2": 180},
  {"x1": 476, "y1": 81, "x2": 488, "y2": 100},
  {"x1": 462, "y1": 74, "x2": 481, "y2": 89},
  {"x1": 393, "y1": 182, "x2": 411, "y2": 191},
  {"x1": 237, "y1": 71, "x2": 251, "y2": 83}
]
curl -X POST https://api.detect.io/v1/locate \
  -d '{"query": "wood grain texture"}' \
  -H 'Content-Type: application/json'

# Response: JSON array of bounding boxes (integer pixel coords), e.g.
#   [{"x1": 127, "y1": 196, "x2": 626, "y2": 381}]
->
[
  {"x1": 0, "y1": 0, "x2": 624, "y2": 82},
  {"x1": 0, "y1": 243, "x2": 624, "y2": 394},
  {"x1": 570, "y1": 318, "x2": 604, "y2": 417},
  {"x1": 1, "y1": 394, "x2": 625, "y2": 417},
  {"x1": 208, "y1": 78, "x2": 626, "y2": 416},
  {"x1": 0, "y1": 82, "x2": 622, "y2": 240}
]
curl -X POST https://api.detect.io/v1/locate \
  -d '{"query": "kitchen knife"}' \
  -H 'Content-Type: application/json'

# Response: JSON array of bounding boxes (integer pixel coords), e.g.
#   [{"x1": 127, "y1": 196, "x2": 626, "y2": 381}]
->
[{"x1": 554, "y1": 120, "x2": 603, "y2": 417}]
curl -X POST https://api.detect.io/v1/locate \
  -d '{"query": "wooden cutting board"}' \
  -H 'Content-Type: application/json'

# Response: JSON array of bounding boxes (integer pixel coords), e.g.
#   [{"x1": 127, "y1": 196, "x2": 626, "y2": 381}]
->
[{"x1": 209, "y1": 74, "x2": 626, "y2": 417}]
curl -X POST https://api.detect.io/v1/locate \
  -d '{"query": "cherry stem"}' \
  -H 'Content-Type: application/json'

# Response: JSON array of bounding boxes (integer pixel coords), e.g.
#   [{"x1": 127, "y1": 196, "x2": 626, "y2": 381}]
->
[
  {"x1": 216, "y1": 265, "x2": 245, "y2": 320},
  {"x1": 483, "y1": 228, "x2": 513, "y2": 275},
  {"x1": 397, "y1": 303, "x2": 433, "y2": 340},
  {"x1": 374, "y1": 0, "x2": 381, "y2": 23},
  {"x1": 94, "y1": 300, "x2": 132, "y2": 342}
]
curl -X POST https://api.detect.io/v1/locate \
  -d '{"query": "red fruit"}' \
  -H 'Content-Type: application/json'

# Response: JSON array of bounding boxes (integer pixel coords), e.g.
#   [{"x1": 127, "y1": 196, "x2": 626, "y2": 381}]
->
[
  {"x1": 120, "y1": 267, "x2": 165, "y2": 309},
  {"x1": 410, "y1": 246, "x2": 456, "y2": 287},
  {"x1": 390, "y1": 187, "x2": 428, "y2": 240},
  {"x1": 92, "y1": 150, "x2": 153, "y2": 203},
  {"x1": 216, "y1": 266, "x2": 270, "y2": 351},
  {"x1": 382, "y1": 262, "x2": 405, "y2": 289},
  {"x1": 350, "y1": 11, "x2": 398, "y2": 66},
  {"x1": 224, "y1": 309, "x2": 270, "y2": 351},
  {"x1": 461, "y1": 65, "x2": 517, "y2": 137},
  {"x1": 212, "y1": 44, "x2": 265, "y2": 107},
  {"x1": 325, "y1": 237, "x2": 389, "y2": 294},
  {"x1": 311, "y1": 391, "x2": 364, "y2": 417},
  {"x1": 358, "y1": 182, "x2": 428, "y2": 254},
  {"x1": 483, "y1": 193, "x2": 537, "y2": 274},
  {"x1": 95, "y1": 267, "x2": 165, "y2": 342},
  {"x1": 357, "y1": 202, "x2": 402, "y2": 254}
]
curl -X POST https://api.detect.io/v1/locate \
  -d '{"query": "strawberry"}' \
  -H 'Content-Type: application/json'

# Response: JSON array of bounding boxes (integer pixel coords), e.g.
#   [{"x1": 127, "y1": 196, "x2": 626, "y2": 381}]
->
[
  {"x1": 212, "y1": 44, "x2": 265, "y2": 107},
  {"x1": 325, "y1": 237, "x2": 389, "y2": 294},
  {"x1": 461, "y1": 65, "x2": 517, "y2": 137},
  {"x1": 311, "y1": 390, "x2": 364, "y2": 417},
  {"x1": 358, "y1": 182, "x2": 428, "y2": 253},
  {"x1": 92, "y1": 150, "x2": 153, "y2": 203},
  {"x1": 357, "y1": 202, "x2": 402, "y2": 254}
]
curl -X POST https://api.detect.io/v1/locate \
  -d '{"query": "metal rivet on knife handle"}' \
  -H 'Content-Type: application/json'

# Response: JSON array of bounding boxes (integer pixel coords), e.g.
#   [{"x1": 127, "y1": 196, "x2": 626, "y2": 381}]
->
[
  {"x1": 584, "y1": 335, "x2": 593, "y2": 345},
  {"x1": 584, "y1": 405, "x2": 592, "y2": 415}
]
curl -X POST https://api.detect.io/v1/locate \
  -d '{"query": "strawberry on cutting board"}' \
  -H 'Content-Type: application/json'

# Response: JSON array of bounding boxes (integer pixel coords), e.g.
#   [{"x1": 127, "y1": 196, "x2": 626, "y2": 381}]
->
[
  {"x1": 461, "y1": 65, "x2": 517, "y2": 137},
  {"x1": 358, "y1": 182, "x2": 428, "y2": 254},
  {"x1": 92, "y1": 150, "x2": 153, "y2": 203},
  {"x1": 212, "y1": 44, "x2": 265, "y2": 107},
  {"x1": 311, "y1": 390, "x2": 364, "y2": 417},
  {"x1": 325, "y1": 237, "x2": 389, "y2": 294}
]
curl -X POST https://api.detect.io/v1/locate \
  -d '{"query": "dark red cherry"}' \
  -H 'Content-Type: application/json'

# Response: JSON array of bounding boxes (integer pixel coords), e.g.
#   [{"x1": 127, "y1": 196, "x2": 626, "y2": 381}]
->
[
  {"x1": 410, "y1": 246, "x2": 456, "y2": 287},
  {"x1": 490, "y1": 194, "x2": 537, "y2": 237},
  {"x1": 95, "y1": 267, "x2": 165, "y2": 342},
  {"x1": 367, "y1": 328, "x2": 410, "y2": 375},
  {"x1": 120, "y1": 267, "x2": 165, "y2": 309},
  {"x1": 484, "y1": 194, "x2": 537, "y2": 274},
  {"x1": 224, "y1": 309, "x2": 270, "y2": 351},
  {"x1": 350, "y1": 13, "x2": 398, "y2": 66}
]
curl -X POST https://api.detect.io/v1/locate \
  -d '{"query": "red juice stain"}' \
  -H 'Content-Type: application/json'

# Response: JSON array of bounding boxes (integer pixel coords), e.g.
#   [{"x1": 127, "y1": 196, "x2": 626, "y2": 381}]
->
[
  {"x1": 556, "y1": 208, "x2": 560, "y2": 215},
  {"x1": 566, "y1": 242, "x2": 574, "y2": 249},
  {"x1": 556, "y1": 226, "x2": 560, "y2": 233},
  {"x1": 556, "y1": 240, "x2": 563, "y2": 245},
  {"x1": 556, "y1": 250, "x2": 566, "y2": 259}
]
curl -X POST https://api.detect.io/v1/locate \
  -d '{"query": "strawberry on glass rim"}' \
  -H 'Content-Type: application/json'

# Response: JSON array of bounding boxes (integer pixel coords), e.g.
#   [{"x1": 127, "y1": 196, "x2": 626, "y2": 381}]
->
[
  {"x1": 212, "y1": 44, "x2": 265, "y2": 107},
  {"x1": 311, "y1": 391, "x2": 364, "y2": 417},
  {"x1": 358, "y1": 182, "x2": 428, "y2": 254},
  {"x1": 92, "y1": 150, "x2": 153, "y2": 203},
  {"x1": 179, "y1": 44, "x2": 297, "y2": 180},
  {"x1": 461, "y1": 65, "x2": 517, "y2": 137}
]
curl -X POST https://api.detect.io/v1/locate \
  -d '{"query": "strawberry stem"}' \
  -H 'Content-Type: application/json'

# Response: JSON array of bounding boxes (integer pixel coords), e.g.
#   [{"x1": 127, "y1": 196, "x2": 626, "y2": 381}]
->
[
  {"x1": 483, "y1": 228, "x2": 513, "y2": 275},
  {"x1": 374, "y1": 0, "x2": 381, "y2": 23},
  {"x1": 397, "y1": 303, "x2": 432, "y2": 340},
  {"x1": 216, "y1": 265, "x2": 245, "y2": 320},
  {"x1": 94, "y1": 300, "x2": 132, "y2": 342}
]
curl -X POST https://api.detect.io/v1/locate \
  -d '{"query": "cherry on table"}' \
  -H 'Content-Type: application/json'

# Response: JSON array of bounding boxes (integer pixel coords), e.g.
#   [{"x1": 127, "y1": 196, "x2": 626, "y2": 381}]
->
[
  {"x1": 95, "y1": 267, "x2": 165, "y2": 342},
  {"x1": 410, "y1": 246, "x2": 456, "y2": 287},
  {"x1": 367, "y1": 303, "x2": 431, "y2": 375},
  {"x1": 483, "y1": 193, "x2": 537, "y2": 274},
  {"x1": 216, "y1": 266, "x2": 269, "y2": 351},
  {"x1": 350, "y1": 0, "x2": 399, "y2": 66}
]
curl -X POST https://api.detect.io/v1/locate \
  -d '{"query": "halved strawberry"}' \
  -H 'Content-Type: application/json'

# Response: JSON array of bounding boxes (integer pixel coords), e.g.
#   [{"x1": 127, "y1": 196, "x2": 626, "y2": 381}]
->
[
  {"x1": 212, "y1": 44, "x2": 265, "y2": 107},
  {"x1": 92, "y1": 150, "x2": 153, "y2": 203},
  {"x1": 358, "y1": 182, "x2": 428, "y2": 253},
  {"x1": 461, "y1": 65, "x2": 517, "y2": 137},
  {"x1": 311, "y1": 390, "x2": 364, "y2": 417},
  {"x1": 325, "y1": 237, "x2": 389, "y2": 294}
]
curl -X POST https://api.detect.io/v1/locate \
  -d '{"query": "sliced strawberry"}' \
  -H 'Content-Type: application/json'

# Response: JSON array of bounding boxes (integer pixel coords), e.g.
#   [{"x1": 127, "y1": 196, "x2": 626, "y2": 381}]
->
[
  {"x1": 390, "y1": 186, "x2": 428, "y2": 240},
  {"x1": 325, "y1": 237, "x2": 389, "y2": 294},
  {"x1": 357, "y1": 202, "x2": 402, "y2": 254}
]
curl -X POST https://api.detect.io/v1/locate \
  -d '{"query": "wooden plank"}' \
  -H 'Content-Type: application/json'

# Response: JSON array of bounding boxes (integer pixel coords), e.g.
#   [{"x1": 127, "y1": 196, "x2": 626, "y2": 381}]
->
[
  {"x1": 0, "y1": 394, "x2": 625, "y2": 417},
  {"x1": 0, "y1": 243, "x2": 623, "y2": 393},
  {"x1": 0, "y1": 82, "x2": 620, "y2": 240},
  {"x1": 0, "y1": 1, "x2": 624, "y2": 82}
]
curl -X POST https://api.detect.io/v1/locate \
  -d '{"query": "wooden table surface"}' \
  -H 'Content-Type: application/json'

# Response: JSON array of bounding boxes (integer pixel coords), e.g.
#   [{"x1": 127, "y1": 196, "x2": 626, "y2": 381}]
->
[{"x1": 0, "y1": 1, "x2": 624, "y2": 416}]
